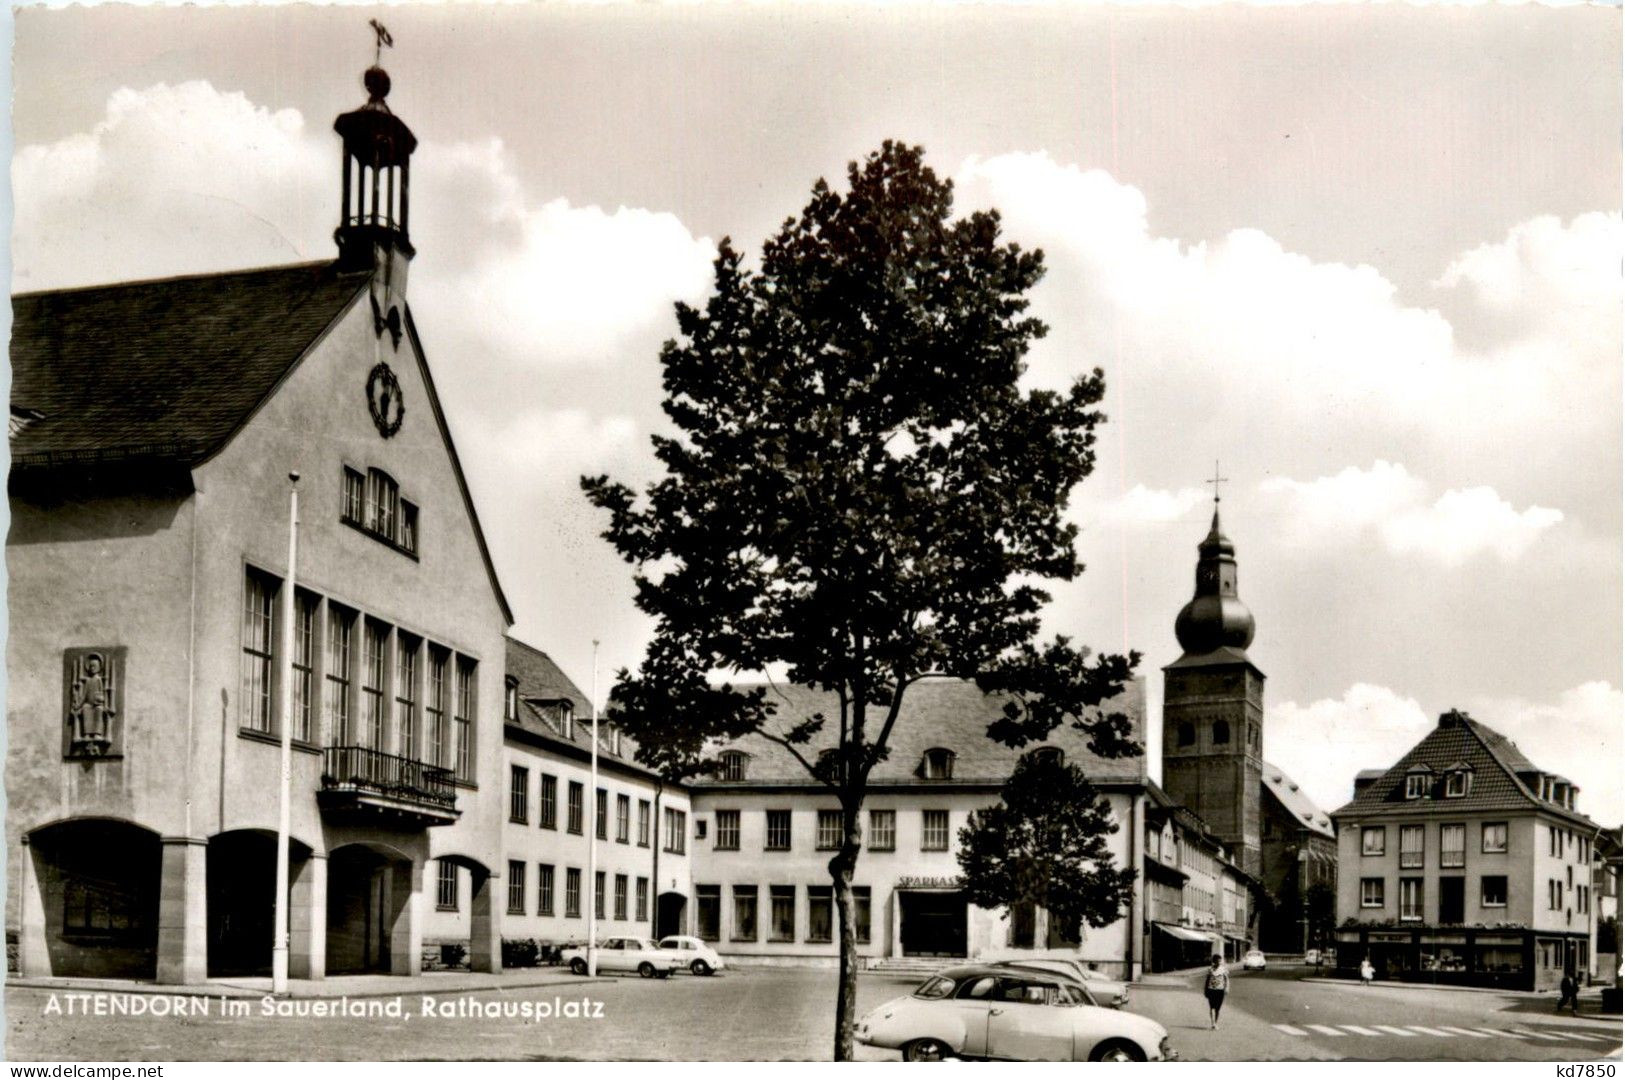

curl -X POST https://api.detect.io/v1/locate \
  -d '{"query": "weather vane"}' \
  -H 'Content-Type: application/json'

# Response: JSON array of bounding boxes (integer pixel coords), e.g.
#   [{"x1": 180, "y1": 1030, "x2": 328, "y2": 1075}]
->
[
  {"x1": 369, "y1": 19, "x2": 394, "y2": 67},
  {"x1": 1206, "y1": 460, "x2": 1228, "y2": 507}
]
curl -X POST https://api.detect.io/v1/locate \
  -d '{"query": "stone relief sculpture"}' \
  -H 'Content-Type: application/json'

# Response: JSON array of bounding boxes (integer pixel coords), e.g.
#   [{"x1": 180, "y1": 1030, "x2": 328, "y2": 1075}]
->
[{"x1": 65, "y1": 648, "x2": 120, "y2": 757}]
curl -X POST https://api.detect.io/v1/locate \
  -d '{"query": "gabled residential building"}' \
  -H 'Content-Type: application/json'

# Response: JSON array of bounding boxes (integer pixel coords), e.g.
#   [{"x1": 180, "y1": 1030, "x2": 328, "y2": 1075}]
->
[
  {"x1": 1331, "y1": 709, "x2": 1602, "y2": 990},
  {"x1": 1143, "y1": 782, "x2": 1262, "y2": 971}
]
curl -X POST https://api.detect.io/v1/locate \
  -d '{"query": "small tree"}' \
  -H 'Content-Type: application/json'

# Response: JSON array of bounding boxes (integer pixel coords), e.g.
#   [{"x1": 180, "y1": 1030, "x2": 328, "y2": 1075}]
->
[
  {"x1": 957, "y1": 752, "x2": 1138, "y2": 942},
  {"x1": 583, "y1": 141, "x2": 1138, "y2": 1060}
]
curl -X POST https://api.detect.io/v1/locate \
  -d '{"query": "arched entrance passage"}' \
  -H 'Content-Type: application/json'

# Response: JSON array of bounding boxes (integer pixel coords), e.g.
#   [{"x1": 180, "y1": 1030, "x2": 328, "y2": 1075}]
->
[
  {"x1": 206, "y1": 830, "x2": 314, "y2": 977},
  {"x1": 656, "y1": 891, "x2": 688, "y2": 939},
  {"x1": 326, "y1": 842, "x2": 419, "y2": 975},
  {"x1": 25, "y1": 819, "x2": 161, "y2": 978},
  {"x1": 427, "y1": 854, "x2": 498, "y2": 974}
]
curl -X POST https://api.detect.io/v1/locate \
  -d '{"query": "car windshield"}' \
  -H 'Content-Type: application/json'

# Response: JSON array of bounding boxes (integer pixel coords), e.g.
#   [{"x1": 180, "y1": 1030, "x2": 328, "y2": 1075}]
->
[{"x1": 914, "y1": 975, "x2": 956, "y2": 1000}]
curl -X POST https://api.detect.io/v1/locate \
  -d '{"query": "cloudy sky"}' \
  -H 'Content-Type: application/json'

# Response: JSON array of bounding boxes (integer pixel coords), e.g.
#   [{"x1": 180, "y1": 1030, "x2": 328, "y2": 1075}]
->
[{"x1": 9, "y1": 3, "x2": 1621, "y2": 826}]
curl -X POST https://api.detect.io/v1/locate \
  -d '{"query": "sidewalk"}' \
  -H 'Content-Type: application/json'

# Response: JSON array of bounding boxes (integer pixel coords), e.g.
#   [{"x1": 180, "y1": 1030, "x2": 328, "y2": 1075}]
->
[
  {"x1": 1299, "y1": 976, "x2": 1622, "y2": 1024},
  {"x1": 6, "y1": 967, "x2": 602, "y2": 1000}
]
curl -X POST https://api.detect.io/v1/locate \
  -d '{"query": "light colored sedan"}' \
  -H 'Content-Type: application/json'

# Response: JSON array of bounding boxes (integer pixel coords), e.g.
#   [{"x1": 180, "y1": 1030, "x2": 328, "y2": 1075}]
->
[
  {"x1": 991, "y1": 958, "x2": 1131, "y2": 1008},
  {"x1": 856, "y1": 965, "x2": 1175, "y2": 1062},
  {"x1": 1242, "y1": 949, "x2": 1267, "y2": 971},
  {"x1": 561, "y1": 936, "x2": 682, "y2": 978},
  {"x1": 659, "y1": 934, "x2": 727, "y2": 976}
]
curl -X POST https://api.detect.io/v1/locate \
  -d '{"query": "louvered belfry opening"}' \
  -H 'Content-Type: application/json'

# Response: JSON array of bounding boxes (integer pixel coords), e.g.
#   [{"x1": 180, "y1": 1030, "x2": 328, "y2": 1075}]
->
[{"x1": 334, "y1": 65, "x2": 418, "y2": 270}]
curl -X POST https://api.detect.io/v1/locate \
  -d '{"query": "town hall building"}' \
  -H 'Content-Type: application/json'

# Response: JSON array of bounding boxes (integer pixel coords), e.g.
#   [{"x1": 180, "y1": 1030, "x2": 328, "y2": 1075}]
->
[{"x1": 7, "y1": 62, "x2": 513, "y2": 983}]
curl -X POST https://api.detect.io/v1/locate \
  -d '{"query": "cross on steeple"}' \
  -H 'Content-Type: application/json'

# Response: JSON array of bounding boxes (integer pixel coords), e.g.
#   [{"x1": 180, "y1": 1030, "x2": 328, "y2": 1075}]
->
[{"x1": 1205, "y1": 460, "x2": 1228, "y2": 508}]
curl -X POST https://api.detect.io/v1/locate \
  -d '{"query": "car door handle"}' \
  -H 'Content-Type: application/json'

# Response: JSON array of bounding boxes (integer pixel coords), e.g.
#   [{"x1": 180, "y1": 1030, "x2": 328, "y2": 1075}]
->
[{"x1": 989, "y1": 1008, "x2": 1004, "y2": 1016}]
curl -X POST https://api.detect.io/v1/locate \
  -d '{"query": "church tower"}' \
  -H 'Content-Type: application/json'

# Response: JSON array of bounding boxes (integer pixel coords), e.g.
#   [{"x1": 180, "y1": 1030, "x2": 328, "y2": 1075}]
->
[{"x1": 1162, "y1": 496, "x2": 1265, "y2": 876}]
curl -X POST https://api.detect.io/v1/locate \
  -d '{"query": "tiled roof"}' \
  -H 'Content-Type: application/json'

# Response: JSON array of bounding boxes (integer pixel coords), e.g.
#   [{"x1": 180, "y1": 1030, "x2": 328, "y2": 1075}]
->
[
  {"x1": 689, "y1": 675, "x2": 1147, "y2": 788},
  {"x1": 504, "y1": 636, "x2": 650, "y2": 775},
  {"x1": 1262, "y1": 762, "x2": 1335, "y2": 838},
  {"x1": 11, "y1": 263, "x2": 370, "y2": 465},
  {"x1": 1332, "y1": 713, "x2": 1599, "y2": 827}
]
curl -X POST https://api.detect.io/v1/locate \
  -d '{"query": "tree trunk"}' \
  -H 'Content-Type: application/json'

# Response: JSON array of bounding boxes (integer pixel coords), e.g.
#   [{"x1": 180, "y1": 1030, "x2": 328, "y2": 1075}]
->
[{"x1": 830, "y1": 803, "x2": 862, "y2": 1061}]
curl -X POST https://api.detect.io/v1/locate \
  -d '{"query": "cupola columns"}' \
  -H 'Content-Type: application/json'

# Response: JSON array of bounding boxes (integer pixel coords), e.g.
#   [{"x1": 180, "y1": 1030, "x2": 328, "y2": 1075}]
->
[{"x1": 334, "y1": 63, "x2": 418, "y2": 273}]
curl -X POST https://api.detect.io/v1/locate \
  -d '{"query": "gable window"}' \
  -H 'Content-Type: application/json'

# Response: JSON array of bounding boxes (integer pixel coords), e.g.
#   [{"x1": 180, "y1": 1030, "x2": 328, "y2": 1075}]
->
[
  {"x1": 1361, "y1": 827, "x2": 1386, "y2": 856},
  {"x1": 1482, "y1": 822, "x2": 1508, "y2": 853},
  {"x1": 921, "y1": 748, "x2": 956, "y2": 780},
  {"x1": 1445, "y1": 770, "x2": 1471, "y2": 798},
  {"x1": 1176, "y1": 722, "x2": 1195, "y2": 748},
  {"x1": 766, "y1": 810, "x2": 792, "y2": 851},
  {"x1": 1399, "y1": 825, "x2": 1424, "y2": 869},
  {"x1": 1360, "y1": 878, "x2": 1384, "y2": 908},
  {"x1": 1212, "y1": 720, "x2": 1230, "y2": 745},
  {"x1": 720, "y1": 751, "x2": 748, "y2": 781},
  {"x1": 344, "y1": 466, "x2": 419, "y2": 556}
]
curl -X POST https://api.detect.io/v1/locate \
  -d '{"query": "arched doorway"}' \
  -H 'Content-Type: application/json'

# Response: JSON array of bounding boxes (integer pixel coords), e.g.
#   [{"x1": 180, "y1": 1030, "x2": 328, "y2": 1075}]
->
[
  {"x1": 326, "y1": 843, "x2": 417, "y2": 975},
  {"x1": 656, "y1": 891, "x2": 687, "y2": 939},
  {"x1": 26, "y1": 819, "x2": 160, "y2": 978},
  {"x1": 206, "y1": 830, "x2": 313, "y2": 977}
]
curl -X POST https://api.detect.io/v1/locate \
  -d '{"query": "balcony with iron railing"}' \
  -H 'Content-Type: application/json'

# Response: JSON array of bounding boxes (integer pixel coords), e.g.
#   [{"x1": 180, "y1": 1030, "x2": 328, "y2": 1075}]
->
[{"x1": 318, "y1": 745, "x2": 460, "y2": 826}]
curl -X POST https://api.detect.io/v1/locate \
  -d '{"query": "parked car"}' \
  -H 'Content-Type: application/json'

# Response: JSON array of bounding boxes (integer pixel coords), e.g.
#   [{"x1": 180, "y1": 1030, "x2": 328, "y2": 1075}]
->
[
  {"x1": 658, "y1": 935, "x2": 726, "y2": 976},
  {"x1": 856, "y1": 965, "x2": 1176, "y2": 1062},
  {"x1": 1241, "y1": 949, "x2": 1267, "y2": 971},
  {"x1": 989, "y1": 958, "x2": 1131, "y2": 1008},
  {"x1": 560, "y1": 937, "x2": 682, "y2": 978}
]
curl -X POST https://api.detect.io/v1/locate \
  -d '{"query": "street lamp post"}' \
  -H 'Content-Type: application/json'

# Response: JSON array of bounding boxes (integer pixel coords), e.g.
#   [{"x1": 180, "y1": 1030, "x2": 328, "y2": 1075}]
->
[{"x1": 271, "y1": 471, "x2": 300, "y2": 995}]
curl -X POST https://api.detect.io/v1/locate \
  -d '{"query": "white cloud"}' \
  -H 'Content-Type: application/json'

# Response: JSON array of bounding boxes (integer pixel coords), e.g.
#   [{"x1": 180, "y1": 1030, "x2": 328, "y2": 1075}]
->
[
  {"x1": 1260, "y1": 461, "x2": 1563, "y2": 565},
  {"x1": 1088, "y1": 485, "x2": 1209, "y2": 528},
  {"x1": 1268, "y1": 682, "x2": 1623, "y2": 829}
]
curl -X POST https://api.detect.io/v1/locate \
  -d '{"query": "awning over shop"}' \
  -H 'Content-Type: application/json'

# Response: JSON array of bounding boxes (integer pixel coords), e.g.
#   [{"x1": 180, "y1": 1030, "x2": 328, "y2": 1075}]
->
[{"x1": 1154, "y1": 923, "x2": 1214, "y2": 944}]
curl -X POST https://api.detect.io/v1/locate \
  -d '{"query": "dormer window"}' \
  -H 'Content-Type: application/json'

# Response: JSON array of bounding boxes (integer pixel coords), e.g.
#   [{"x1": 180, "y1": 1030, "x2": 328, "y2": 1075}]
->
[
  {"x1": 504, "y1": 677, "x2": 519, "y2": 722},
  {"x1": 1030, "y1": 747, "x2": 1064, "y2": 768},
  {"x1": 560, "y1": 701, "x2": 574, "y2": 739},
  {"x1": 602, "y1": 723, "x2": 622, "y2": 756},
  {"x1": 1444, "y1": 762, "x2": 1473, "y2": 799},
  {"x1": 921, "y1": 748, "x2": 955, "y2": 780},
  {"x1": 720, "y1": 750, "x2": 749, "y2": 782},
  {"x1": 1405, "y1": 773, "x2": 1429, "y2": 800}
]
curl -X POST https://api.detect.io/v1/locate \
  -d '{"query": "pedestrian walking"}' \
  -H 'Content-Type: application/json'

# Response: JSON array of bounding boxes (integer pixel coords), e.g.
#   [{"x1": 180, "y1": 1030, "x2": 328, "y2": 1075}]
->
[
  {"x1": 1359, "y1": 958, "x2": 1374, "y2": 986},
  {"x1": 1204, "y1": 954, "x2": 1230, "y2": 1030},
  {"x1": 1556, "y1": 971, "x2": 1580, "y2": 1016}
]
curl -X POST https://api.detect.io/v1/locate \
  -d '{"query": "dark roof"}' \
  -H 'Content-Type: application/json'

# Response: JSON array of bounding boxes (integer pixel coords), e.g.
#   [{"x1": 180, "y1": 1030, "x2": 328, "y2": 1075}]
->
[
  {"x1": 691, "y1": 676, "x2": 1147, "y2": 789},
  {"x1": 1332, "y1": 712, "x2": 1600, "y2": 827},
  {"x1": 11, "y1": 262, "x2": 369, "y2": 466},
  {"x1": 504, "y1": 636, "x2": 655, "y2": 779},
  {"x1": 10, "y1": 262, "x2": 515, "y2": 626},
  {"x1": 1262, "y1": 762, "x2": 1335, "y2": 838}
]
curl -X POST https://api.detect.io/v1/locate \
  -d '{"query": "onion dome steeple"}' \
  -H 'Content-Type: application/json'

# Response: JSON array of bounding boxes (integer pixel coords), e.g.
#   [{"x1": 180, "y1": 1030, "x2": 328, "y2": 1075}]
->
[{"x1": 1173, "y1": 471, "x2": 1256, "y2": 658}]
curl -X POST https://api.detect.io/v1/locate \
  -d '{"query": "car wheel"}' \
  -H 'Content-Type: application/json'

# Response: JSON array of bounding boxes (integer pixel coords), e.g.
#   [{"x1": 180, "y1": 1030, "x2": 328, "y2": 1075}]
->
[
  {"x1": 656, "y1": 970, "x2": 671, "y2": 979},
  {"x1": 691, "y1": 959, "x2": 712, "y2": 977},
  {"x1": 570, "y1": 958, "x2": 588, "y2": 976},
  {"x1": 638, "y1": 961, "x2": 656, "y2": 978},
  {"x1": 1089, "y1": 1041, "x2": 1146, "y2": 1062},
  {"x1": 902, "y1": 1038, "x2": 952, "y2": 1062}
]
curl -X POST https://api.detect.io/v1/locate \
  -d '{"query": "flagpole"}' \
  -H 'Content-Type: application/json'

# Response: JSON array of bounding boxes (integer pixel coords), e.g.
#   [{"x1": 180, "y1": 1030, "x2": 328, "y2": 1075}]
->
[
  {"x1": 272, "y1": 471, "x2": 300, "y2": 994},
  {"x1": 587, "y1": 639, "x2": 600, "y2": 977}
]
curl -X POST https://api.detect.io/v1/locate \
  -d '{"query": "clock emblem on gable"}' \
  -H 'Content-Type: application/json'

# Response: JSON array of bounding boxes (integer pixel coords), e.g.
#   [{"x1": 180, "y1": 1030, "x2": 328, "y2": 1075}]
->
[{"x1": 367, "y1": 362, "x2": 405, "y2": 439}]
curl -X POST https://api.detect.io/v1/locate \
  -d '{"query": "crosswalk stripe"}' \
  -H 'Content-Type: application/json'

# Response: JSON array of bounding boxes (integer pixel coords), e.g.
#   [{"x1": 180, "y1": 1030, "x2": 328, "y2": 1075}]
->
[
  {"x1": 1509, "y1": 1028, "x2": 1567, "y2": 1041},
  {"x1": 1406, "y1": 1027, "x2": 1454, "y2": 1037},
  {"x1": 1305, "y1": 1024, "x2": 1347, "y2": 1036},
  {"x1": 1438, "y1": 1027, "x2": 1492, "y2": 1038},
  {"x1": 1487, "y1": 1029, "x2": 1528, "y2": 1038},
  {"x1": 1339, "y1": 1025, "x2": 1383, "y2": 1036},
  {"x1": 1371, "y1": 1025, "x2": 1418, "y2": 1037},
  {"x1": 1272, "y1": 1025, "x2": 1309, "y2": 1037}
]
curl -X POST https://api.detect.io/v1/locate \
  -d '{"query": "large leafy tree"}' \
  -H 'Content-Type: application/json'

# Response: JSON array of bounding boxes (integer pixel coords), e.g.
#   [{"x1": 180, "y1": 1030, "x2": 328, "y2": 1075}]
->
[
  {"x1": 957, "y1": 752, "x2": 1139, "y2": 939},
  {"x1": 583, "y1": 141, "x2": 1139, "y2": 1060}
]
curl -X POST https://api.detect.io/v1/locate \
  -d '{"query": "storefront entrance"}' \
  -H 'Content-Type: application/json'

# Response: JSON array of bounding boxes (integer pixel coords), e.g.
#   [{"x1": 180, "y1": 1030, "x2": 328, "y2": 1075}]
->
[{"x1": 899, "y1": 891, "x2": 967, "y2": 958}]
